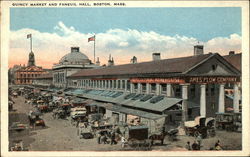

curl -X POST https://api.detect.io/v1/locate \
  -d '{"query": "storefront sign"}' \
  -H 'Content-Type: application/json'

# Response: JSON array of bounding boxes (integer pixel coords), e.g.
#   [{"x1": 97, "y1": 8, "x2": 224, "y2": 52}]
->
[
  {"x1": 130, "y1": 76, "x2": 240, "y2": 84},
  {"x1": 130, "y1": 78, "x2": 185, "y2": 84},
  {"x1": 187, "y1": 76, "x2": 239, "y2": 84}
]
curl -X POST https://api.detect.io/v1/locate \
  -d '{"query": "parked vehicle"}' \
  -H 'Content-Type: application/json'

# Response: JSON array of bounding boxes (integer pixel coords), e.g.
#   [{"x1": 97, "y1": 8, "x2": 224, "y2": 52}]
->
[
  {"x1": 78, "y1": 125, "x2": 94, "y2": 139},
  {"x1": 28, "y1": 112, "x2": 46, "y2": 127},
  {"x1": 125, "y1": 125, "x2": 152, "y2": 150},
  {"x1": 9, "y1": 122, "x2": 27, "y2": 132},
  {"x1": 71, "y1": 107, "x2": 87, "y2": 118},
  {"x1": 184, "y1": 116, "x2": 215, "y2": 138},
  {"x1": 53, "y1": 109, "x2": 67, "y2": 119},
  {"x1": 215, "y1": 112, "x2": 242, "y2": 132}
]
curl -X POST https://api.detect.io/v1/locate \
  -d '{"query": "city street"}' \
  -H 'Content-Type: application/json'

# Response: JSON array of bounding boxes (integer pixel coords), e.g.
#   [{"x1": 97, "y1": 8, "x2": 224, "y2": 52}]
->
[{"x1": 9, "y1": 95, "x2": 242, "y2": 151}]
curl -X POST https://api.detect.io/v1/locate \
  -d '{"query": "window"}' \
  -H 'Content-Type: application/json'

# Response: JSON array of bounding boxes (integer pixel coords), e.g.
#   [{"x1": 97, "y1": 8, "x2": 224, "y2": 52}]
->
[
  {"x1": 151, "y1": 84, "x2": 156, "y2": 91},
  {"x1": 142, "y1": 83, "x2": 146, "y2": 91},
  {"x1": 190, "y1": 85, "x2": 195, "y2": 97},
  {"x1": 212, "y1": 64, "x2": 217, "y2": 71},
  {"x1": 211, "y1": 87, "x2": 215, "y2": 96},
  {"x1": 175, "y1": 85, "x2": 181, "y2": 97},
  {"x1": 161, "y1": 84, "x2": 167, "y2": 93},
  {"x1": 127, "y1": 81, "x2": 130, "y2": 89},
  {"x1": 134, "y1": 83, "x2": 138, "y2": 90}
]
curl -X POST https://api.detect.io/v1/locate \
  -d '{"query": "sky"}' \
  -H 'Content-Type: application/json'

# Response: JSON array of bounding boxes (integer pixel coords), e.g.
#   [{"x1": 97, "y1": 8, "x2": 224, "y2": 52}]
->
[{"x1": 9, "y1": 7, "x2": 242, "y2": 68}]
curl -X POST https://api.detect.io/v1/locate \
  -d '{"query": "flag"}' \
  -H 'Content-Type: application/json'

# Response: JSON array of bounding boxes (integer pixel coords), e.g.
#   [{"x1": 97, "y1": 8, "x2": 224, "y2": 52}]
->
[
  {"x1": 27, "y1": 34, "x2": 32, "y2": 39},
  {"x1": 88, "y1": 35, "x2": 95, "y2": 42}
]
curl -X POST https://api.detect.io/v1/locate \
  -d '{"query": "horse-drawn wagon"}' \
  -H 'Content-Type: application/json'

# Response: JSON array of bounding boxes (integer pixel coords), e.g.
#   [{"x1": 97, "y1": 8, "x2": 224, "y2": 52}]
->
[
  {"x1": 124, "y1": 125, "x2": 152, "y2": 150},
  {"x1": 184, "y1": 116, "x2": 215, "y2": 138},
  {"x1": 215, "y1": 112, "x2": 241, "y2": 132}
]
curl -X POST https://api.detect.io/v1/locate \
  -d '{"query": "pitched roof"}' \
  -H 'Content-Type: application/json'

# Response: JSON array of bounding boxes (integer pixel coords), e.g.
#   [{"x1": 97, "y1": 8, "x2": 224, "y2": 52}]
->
[
  {"x1": 36, "y1": 72, "x2": 53, "y2": 79},
  {"x1": 17, "y1": 65, "x2": 44, "y2": 72},
  {"x1": 70, "y1": 53, "x2": 213, "y2": 78},
  {"x1": 223, "y1": 53, "x2": 241, "y2": 72}
]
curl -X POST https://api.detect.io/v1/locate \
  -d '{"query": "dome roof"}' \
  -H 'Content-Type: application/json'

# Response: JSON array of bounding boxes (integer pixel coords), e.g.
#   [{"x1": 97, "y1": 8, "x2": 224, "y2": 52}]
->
[{"x1": 59, "y1": 47, "x2": 90, "y2": 64}]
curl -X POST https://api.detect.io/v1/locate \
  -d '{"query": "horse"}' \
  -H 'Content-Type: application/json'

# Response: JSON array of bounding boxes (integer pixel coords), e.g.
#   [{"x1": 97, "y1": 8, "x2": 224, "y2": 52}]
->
[{"x1": 149, "y1": 132, "x2": 167, "y2": 145}]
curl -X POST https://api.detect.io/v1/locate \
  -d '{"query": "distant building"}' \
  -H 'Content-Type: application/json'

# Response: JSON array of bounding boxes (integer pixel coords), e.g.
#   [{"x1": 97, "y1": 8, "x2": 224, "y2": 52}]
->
[
  {"x1": 14, "y1": 51, "x2": 47, "y2": 85},
  {"x1": 52, "y1": 47, "x2": 99, "y2": 88},
  {"x1": 8, "y1": 64, "x2": 24, "y2": 85}
]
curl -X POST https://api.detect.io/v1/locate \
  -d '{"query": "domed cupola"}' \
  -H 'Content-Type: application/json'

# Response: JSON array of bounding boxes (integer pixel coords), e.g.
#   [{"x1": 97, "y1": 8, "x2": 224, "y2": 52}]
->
[{"x1": 59, "y1": 47, "x2": 90, "y2": 65}]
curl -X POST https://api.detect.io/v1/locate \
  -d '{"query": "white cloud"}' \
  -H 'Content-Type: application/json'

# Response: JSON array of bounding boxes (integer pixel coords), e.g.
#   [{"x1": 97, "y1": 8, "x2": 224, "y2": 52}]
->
[{"x1": 9, "y1": 21, "x2": 242, "y2": 68}]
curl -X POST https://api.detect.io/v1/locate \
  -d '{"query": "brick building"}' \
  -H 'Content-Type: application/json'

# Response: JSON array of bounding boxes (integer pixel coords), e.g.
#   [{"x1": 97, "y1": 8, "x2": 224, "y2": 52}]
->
[{"x1": 14, "y1": 51, "x2": 47, "y2": 85}]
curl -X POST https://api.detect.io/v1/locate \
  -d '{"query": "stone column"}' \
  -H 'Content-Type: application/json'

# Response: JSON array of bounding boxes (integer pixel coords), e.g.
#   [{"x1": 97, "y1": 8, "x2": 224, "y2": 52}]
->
[
  {"x1": 182, "y1": 84, "x2": 189, "y2": 122},
  {"x1": 111, "y1": 80, "x2": 115, "y2": 89},
  {"x1": 130, "y1": 83, "x2": 135, "y2": 93},
  {"x1": 137, "y1": 83, "x2": 142, "y2": 94},
  {"x1": 218, "y1": 84, "x2": 225, "y2": 113},
  {"x1": 146, "y1": 83, "x2": 151, "y2": 94},
  {"x1": 233, "y1": 83, "x2": 240, "y2": 113},
  {"x1": 124, "y1": 80, "x2": 128, "y2": 92},
  {"x1": 156, "y1": 83, "x2": 162, "y2": 95},
  {"x1": 166, "y1": 84, "x2": 172, "y2": 97},
  {"x1": 120, "y1": 80, "x2": 123, "y2": 89},
  {"x1": 200, "y1": 84, "x2": 206, "y2": 117},
  {"x1": 116, "y1": 80, "x2": 119, "y2": 90},
  {"x1": 85, "y1": 80, "x2": 87, "y2": 88}
]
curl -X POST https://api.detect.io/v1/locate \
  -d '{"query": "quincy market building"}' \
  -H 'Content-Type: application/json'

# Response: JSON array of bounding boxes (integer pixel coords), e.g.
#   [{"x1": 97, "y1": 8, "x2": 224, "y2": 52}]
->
[{"x1": 34, "y1": 46, "x2": 241, "y2": 132}]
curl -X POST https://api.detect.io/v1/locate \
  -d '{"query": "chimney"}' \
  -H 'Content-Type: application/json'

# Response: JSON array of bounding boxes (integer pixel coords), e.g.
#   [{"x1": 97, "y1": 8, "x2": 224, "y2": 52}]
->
[
  {"x1": 96, "y1": 57, "x2": 100, "y2": 66},
  {"x1": 71, "y1": 47, "x2": 80, "y2": 53},
  {"x1": 152, "y1": 53, "x2": 161, "y2": 61},
  {"x1": 194, "y1": 45, "x2": 204, "y2": 56},
  {"x1": 229, "y1": 51, "x2": 235, "y2": 55}
]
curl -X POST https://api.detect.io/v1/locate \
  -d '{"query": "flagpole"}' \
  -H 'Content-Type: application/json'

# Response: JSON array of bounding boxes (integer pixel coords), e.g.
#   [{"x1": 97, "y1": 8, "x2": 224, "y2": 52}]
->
[
  {"x1": 30, "y1": 34, "x2": 32, "y2": 52},
  {"x1": 94, "y1": 35, "x2": 95, "y2": 64}
]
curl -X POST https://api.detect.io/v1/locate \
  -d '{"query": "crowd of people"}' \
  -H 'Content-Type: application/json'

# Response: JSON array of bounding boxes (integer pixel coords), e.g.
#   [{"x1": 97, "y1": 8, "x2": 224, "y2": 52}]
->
[{"x1": 186, "y1": 139, "x2": 222, "y2": 151}]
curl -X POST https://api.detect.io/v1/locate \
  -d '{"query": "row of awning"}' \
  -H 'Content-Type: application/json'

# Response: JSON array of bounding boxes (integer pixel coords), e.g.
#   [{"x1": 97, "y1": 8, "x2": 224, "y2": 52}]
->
[
  {"x1": 65, "y1": 89, "x2": 183, "y2": 113},
  {"x1": 44, "y1": 88, "x2": 182, "y2": 120},
  {"x1": 86, "y1": 103, "x2": 167, "y2": 120}
]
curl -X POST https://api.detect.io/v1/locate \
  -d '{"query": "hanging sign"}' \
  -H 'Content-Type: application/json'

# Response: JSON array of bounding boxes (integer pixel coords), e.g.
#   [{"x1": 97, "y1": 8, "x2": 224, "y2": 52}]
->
[
  {"x1": 130, "y1": 78, "x2": 185, "y2": 84},
  {"x1": 187, "y1": 76, "x2": 240, "y2": 84}
]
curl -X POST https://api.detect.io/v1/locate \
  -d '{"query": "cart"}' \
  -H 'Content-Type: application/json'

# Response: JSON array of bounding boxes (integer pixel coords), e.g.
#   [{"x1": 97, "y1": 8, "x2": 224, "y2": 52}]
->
[
  {"x1": 184, "y1": 116, "x2": 215, "y2": 138},
  {"x1": 125, "y1": 125, "x2": 152, "y2": 150},
  {"x1": 215, "y1": 112, "x2": 241, "y2": 132}
]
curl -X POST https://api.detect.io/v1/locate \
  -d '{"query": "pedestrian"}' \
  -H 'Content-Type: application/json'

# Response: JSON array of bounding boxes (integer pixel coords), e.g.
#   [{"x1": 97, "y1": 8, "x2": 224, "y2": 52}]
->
[
  {"x1": 121, "y1": 135, "x2": 126, "y2": 148},
  {"x1": 185, "y1": 141, "x2": 191, "y2": 150},
  {"x1": 97, "y1": 132, "x2": 101, "y2": 144},
  {"x1": 110, "y1": 132, "x2": 116, "y2": 145},
  {"x1": 101, "y1": 134, "x2": 108, "y2": 144},
  {"x1": 215, "y1": 140, "x2": 222, "y2": 150},
  {"x1": 76, "y1": 117, "x2": 80, "y2": 128},
  {"x1": 196, "y1": 133, "x2": 202, "y2": 147}
]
